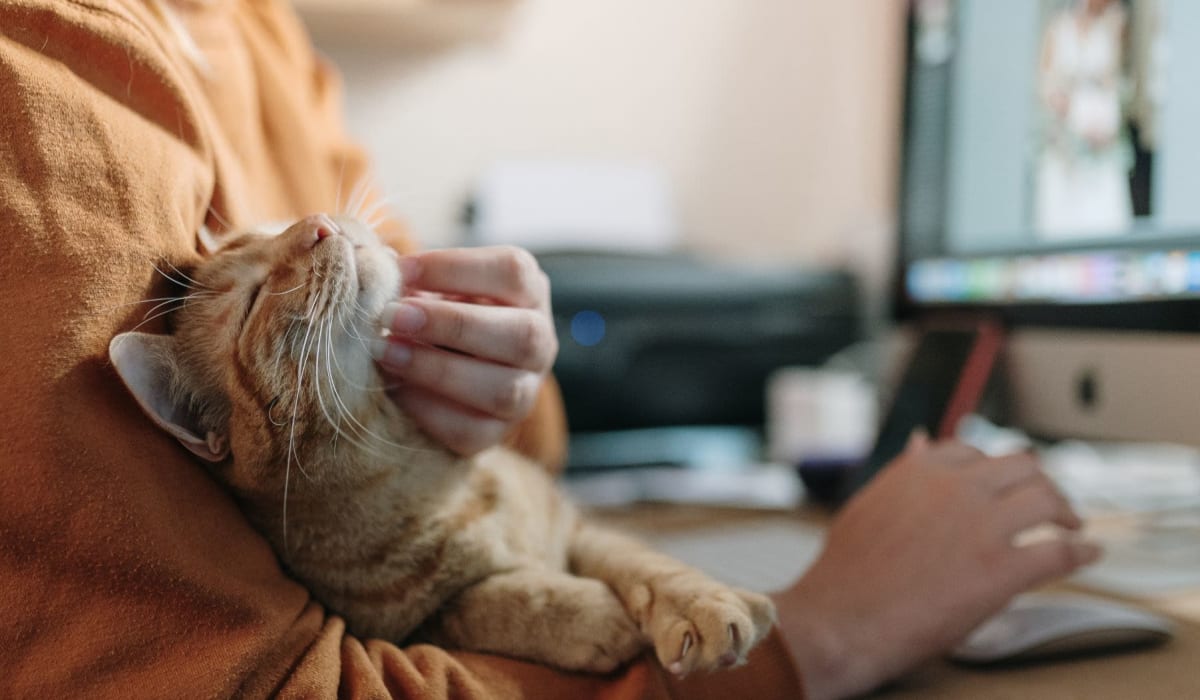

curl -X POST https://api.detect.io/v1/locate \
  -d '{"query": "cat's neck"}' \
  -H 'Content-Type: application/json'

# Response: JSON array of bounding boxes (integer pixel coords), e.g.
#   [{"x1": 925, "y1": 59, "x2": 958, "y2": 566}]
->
[{"x1": 236, "y1": 395, "x2": 474, "y2": 547}]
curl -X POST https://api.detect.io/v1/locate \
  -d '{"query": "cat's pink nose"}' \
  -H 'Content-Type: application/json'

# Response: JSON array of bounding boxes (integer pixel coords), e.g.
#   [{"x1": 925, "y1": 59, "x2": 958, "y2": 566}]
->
[{"x1": 294, "y1": 214, "x2": 339, "y2": 248}]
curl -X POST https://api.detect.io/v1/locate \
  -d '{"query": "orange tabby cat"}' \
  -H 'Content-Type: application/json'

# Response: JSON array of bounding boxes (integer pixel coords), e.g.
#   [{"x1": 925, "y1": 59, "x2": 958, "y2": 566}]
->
[{"x1": 109, "y1": 214, "x2": 775, "y2": 674}]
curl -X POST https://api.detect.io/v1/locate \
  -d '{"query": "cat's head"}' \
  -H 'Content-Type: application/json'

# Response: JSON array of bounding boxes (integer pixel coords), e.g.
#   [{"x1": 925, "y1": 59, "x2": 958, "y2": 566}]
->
[{"x1": 110, "y1": 214, "x2": 402, "y2": 489}]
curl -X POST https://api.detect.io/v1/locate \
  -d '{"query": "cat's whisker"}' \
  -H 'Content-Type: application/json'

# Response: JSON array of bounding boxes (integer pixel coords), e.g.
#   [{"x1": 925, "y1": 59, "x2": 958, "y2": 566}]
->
[
  {"x1": 165, "y1": 260, "x2": 212, "y2": 290},
  {"x1": 358, "y1": 195, "x2": 397, "y2": 225},
  {"x1": 328, "y1": 318, "x2": 396, "y2": 395},
  {"x1": 346, "y1": 174, "x2": 376, "y2": 221},
  {"x1": 281, "y1": 452, "x2": 292, "y2": 551},
  {"x1": 151, "y1": 262, "x2": 201, "y2": 291},
  {"x1": 206, "y1": 204, "x2": 234, "y2": 234},
  {"x1": 313, "y1": 320, "x2": 396, "y2": 460},
  {"x1": 317, "y1": 317, "x2": 396, "y2": 458},
  {"x1": 98, "y1": 294, "x2": 207, "y2": 313},
  {"x1": 265, "y1": 281, "x2": 306, "y2": 297},
  {"x1": 345, "y1": 296, "x2": 374, "y2": 331},
  {"x1": 335, "y1": 154, "x2": 349, "y2": 216},
  {"x1": 311, "y1": 318, "x2": 340, "y2": 447},
  {"x1": 336, "y1": 308, "x2": 371, "y2": 348},
  {"x1": 321, "y1": 314, "x2": 431, "y2": 456},
  {"x1": 140, "y1": 297, "x2": 187, "y2": 322},
  {"x1": 341, "y1": 174, "x2": 367, "y2": 219},
  {"x1": 272, "y1": 314, "x2": 305, "y2": 379},
  {"x1": 281, "y1": 295, "x2": 324, "y2": 551},
  {"x1": 141, "y1": 292, "x2": 216, "y2": 321},
  {"x1": 124, "y1": 294, "x2": 212, "y2": 334},
  {"x1": 288, "y1": 294, "x2": 322, "y2": 482}
]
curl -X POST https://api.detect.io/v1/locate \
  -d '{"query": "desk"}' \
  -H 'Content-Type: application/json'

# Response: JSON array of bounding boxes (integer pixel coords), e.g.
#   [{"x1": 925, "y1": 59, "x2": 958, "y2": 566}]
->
[{"x1": 589, "y1": 504, "x2": 1200, "y2": 699}]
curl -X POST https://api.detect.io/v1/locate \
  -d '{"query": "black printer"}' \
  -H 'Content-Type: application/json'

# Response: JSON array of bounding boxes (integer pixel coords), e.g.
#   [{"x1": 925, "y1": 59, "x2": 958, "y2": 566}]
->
[{"x1": 537, "y1": 251, "x2": 860, "y2": 438}]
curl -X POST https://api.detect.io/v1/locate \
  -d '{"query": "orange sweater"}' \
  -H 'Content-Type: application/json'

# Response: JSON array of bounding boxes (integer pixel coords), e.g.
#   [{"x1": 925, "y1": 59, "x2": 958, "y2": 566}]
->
[{"x1": 0, "y1": 1, "x2": 805, "y2": 697}]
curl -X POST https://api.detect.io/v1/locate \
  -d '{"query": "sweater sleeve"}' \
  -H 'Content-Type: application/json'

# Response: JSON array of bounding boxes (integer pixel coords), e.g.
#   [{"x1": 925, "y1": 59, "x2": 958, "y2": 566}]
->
[{"x1": 0, "y1": 2, "x2": 799, "y2": 698}]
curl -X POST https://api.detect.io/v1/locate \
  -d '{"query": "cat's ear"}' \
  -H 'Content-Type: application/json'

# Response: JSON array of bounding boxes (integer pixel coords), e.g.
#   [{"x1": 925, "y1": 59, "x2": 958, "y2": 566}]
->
[{"x1": 108, "y1": 332, "x2": 230, "y2": 462}]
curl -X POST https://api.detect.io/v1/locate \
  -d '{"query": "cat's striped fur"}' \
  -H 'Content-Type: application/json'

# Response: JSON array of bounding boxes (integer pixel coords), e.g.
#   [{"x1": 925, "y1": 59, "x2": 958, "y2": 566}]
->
[{"x1": 110, "y1": 214, "x2": 775, "y2": 673}]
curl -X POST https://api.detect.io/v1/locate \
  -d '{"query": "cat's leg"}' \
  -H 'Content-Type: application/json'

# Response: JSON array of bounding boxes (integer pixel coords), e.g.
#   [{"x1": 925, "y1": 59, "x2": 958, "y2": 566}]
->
[
  {"x1": 421, "y1": 568, "x2": 645, "y2": 673},
  {"x1": 569, "y1": 523, "x2": 777, "y2": 676}
]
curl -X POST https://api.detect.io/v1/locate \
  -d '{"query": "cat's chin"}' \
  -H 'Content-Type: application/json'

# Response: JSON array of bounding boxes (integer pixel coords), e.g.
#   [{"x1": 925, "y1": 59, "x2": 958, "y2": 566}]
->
[
  {"x1": 338, "y1": 218, "x2": 401, "y2": 320},
  {"x1": 356, "y1": 272, "x2": 398, "y2": 318}
]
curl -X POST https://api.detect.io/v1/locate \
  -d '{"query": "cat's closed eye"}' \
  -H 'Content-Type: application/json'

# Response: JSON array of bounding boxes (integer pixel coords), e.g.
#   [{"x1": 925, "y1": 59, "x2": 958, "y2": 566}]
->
[{"x1": 243, "y1": 280, "x2": 266, "y2": 324}]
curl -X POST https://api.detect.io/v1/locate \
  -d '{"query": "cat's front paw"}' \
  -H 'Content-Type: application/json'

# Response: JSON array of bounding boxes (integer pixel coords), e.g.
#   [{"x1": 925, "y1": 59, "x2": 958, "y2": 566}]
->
[
  {"x1": 628, "y1": 576, "x2": 776, "y2": 676},
  {"x1": 553, "y1": 587, "x2": 645, "y2": 673}
]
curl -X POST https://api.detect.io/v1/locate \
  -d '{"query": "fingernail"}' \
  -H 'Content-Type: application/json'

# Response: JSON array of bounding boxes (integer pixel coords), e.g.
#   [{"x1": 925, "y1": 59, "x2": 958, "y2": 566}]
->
[
  {"x1": 381, "y1": 302, "x2": 425, "y2": 335},
  {"x1": 369, "y1": 338, "x2": 412, "y2": 366}
]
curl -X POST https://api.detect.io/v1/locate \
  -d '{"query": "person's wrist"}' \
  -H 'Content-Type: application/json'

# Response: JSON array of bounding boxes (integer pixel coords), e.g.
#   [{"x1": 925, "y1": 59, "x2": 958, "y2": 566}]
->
[{"x1": 770, "y1": 581, "x2": 885, "y2": 700}]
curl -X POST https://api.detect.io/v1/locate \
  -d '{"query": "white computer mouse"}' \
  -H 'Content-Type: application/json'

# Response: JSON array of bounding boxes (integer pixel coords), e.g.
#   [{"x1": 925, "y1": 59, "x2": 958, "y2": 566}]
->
[{"x1": 950, "y1": 593, "x2": 1174, "y2": 665}]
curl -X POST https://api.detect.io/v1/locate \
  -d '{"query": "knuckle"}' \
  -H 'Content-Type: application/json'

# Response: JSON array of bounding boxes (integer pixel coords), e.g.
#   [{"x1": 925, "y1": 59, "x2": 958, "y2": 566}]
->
[
  {"x1": 500, "y1": 246, "x2": 540, "y2": 299},
  {"x1": 535, "y1": 269, "x2": 552, "y2": 305},
  {"x1": 515, "y1": 315, "x2": 556, "y2": 368},
  {"x1": 515, "y1": 317, "x2": 540, "y2": 359},
  {"x1": 544, "y1": 323, "x2": 559, "y2": 364},
  {"x1": 492, "y1": 374, "x2": 537, "y2": 418},
  {"x1": 441, "y1": 303, "x2": 468, "y2": 344}
]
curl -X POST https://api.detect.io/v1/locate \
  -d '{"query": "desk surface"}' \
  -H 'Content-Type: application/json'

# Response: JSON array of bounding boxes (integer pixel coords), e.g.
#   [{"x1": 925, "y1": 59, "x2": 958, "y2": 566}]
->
[{"x1": 590, "y1": 504, "x2": 1200, "y2": 699}]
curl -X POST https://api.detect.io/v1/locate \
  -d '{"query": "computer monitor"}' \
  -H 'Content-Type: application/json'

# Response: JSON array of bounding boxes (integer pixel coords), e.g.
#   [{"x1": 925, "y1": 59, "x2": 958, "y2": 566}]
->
[{"x1": 896, "y1": 0, "x2": 1200, "y2": 446}]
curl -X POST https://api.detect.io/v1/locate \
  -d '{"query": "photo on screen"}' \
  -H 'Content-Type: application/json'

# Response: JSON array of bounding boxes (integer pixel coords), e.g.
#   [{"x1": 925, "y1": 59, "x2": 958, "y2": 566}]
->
[{"x1": 1032, "y1": 0, "x2": 1165, "y2": 240}]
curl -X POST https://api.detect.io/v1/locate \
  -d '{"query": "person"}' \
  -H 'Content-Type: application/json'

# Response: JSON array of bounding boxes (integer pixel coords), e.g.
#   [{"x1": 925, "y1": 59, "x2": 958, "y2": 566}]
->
[
  {"x1": 1036, "y1": 0, "x2": 1133, "y2": 238},
  {"x1": 0, "y1": 1, "x2": 1100, "y2": 698}
]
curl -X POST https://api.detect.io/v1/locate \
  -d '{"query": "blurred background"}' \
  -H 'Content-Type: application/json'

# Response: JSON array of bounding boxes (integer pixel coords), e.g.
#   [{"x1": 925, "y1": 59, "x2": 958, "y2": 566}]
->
[
  {"x1": 288, "y1": 0, "x2": 1200, "y2": 602},
  {"x1": 300, "y1": 0, "x2": 902, "y2": 282},
  {"x1": 295, "y1": 0, "x2": 905, "y2": 476}
]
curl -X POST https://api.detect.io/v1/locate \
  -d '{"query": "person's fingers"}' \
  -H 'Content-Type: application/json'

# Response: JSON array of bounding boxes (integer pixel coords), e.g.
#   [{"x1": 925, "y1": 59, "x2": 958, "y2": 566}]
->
[
  {"x1": 379, "y1": 298, "x2": 557, "y2": 372},
  {"x1": 992, "y1": 476, "x2": 1082, "y2": 536},
  {"x1": 1001, "y1": 537, "x2": 1103, "y2": 593},
  {"x1": 401, "y1": 246, "x2": 551, "y2": 310},
  {"x1": 965, "y1": 451, "x2": 1043, "y2": 495},
  {"x1": 923, "y1": 440, "x2": 987, "y2": 467},
  {"x1": 372, "y1": 338, "x2": 543, "y2": 422},
  {"x1": 905, "y1": 429, "x2": 931, "y2": 453},
  {"x1": 392, "y1": 386, "x2": 509, "y2": 457}
]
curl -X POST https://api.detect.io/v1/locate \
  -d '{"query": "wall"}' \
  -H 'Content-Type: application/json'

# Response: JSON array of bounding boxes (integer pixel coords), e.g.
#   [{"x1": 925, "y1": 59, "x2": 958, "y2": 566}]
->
[{"x1": 315, "y1": 0, "x2": 905, "y2": 293}]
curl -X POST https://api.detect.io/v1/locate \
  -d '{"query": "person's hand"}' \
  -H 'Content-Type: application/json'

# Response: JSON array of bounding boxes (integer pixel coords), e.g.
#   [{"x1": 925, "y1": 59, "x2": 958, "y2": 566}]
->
[
  {"x1": 371, "y1": 246, "x2": 558, "y2": 456},
  {"x1": 771, "y1": 436, "x2": 1101, "y2": 700}
]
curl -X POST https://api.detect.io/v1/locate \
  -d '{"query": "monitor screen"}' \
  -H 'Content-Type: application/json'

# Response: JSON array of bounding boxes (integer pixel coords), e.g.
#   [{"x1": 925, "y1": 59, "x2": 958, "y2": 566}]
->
[{"x1": 900, "y1": 0, "x2": 1200, "y2": 308}]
